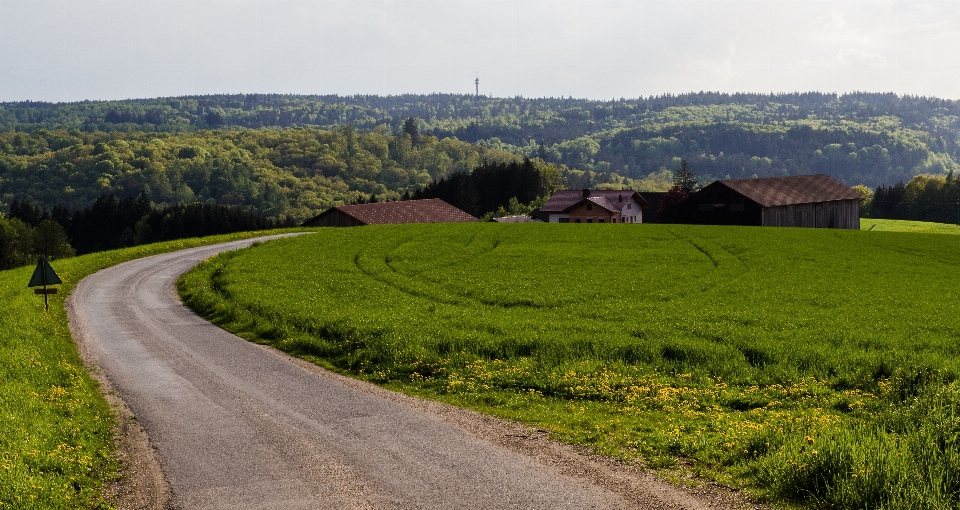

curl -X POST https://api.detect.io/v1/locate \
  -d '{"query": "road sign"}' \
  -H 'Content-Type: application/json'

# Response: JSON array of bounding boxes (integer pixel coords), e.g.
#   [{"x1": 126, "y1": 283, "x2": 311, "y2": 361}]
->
[
  {"x1": 28, "y1": 256, "x2": 62, "y2": 310},
  {"x1": 28, "y1": 258, "x2": 62, "y2": 287}
]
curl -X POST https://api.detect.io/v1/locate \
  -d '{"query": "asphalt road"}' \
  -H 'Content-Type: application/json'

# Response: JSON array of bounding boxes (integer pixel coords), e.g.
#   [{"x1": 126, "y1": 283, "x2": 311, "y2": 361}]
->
[{"x1": 68, "y1": 236, "x2": 648, "y2": 509}]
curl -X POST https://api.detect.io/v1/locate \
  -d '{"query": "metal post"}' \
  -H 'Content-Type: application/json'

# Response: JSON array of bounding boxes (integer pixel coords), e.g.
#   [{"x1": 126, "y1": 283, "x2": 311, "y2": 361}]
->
[{"x1": 42, "y1": 255, "x2": 49, "y2": 311}]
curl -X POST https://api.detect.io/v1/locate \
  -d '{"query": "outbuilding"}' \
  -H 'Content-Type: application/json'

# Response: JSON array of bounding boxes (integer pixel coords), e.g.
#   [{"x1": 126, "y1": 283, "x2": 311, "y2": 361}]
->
[
  {"x1": 684, "y1": 174, "x2": 864, "y2": 229},
  {"x1": 302, "y1": 198, "x2": 479, "y2": 227}
]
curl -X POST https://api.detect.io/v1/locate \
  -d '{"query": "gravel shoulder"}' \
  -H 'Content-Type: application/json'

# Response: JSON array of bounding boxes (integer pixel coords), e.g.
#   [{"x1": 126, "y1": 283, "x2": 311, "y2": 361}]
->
[{"x1": 67, "y1": 237, "x2": 763, "y2": 510}]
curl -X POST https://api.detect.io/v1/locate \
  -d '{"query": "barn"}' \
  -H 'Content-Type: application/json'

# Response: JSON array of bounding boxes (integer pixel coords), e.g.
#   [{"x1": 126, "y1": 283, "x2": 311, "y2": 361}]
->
[
  {"x1": 684, "y1": 174, "x2": 865, "y2": 229},
  {"x1": 302, "y1": 198, "x2": 478, "y2": 227}
]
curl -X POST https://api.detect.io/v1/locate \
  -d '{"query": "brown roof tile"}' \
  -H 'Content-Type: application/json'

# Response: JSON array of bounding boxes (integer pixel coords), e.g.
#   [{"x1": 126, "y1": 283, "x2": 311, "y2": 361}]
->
[
  {"x1": 317, "y1": 198, "x2": 478, "y2": 225},
  {"x1": 717, "y1": 174, "x2": 865, "y2": 207}
]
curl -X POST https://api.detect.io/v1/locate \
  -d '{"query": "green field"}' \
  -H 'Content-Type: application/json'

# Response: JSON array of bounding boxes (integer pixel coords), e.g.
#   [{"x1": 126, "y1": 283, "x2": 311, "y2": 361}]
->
[
  {"x1": 180, "y1": 222, "x2": 960, "y2": 508},
  {"x1": 861, "y1": 218, "x2": 960, "y2": 234},
  {"x1": 0, "y1": 229, "x2": 303, "y2": 509}
]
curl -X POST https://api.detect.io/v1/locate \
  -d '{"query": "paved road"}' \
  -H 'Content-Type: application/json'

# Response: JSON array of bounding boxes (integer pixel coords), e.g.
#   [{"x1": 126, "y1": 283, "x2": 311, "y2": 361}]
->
[{"x1": 68, "y1": 237, "x2": 643, "y2": 509}]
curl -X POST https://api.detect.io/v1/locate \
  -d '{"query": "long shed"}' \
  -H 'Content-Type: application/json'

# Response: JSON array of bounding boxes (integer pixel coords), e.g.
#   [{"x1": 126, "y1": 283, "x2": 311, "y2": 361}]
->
[
  {"x1": 685, "y1": 174, "x2": 865, "y2": 229},
  {"x1": 302, "y1": 198, "x2": 478, "y2": 227}
]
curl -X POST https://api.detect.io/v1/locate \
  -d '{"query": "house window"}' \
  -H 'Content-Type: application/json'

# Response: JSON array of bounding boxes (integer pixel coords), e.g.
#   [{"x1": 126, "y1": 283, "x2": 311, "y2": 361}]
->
[
  {"x1": 559, "y1": 218, "x2": 570, "y2": 223},
  {"x1": 575, "y1": 218, "x2": 581, "y2": 223},
  {"x1": 599, "y1": 218, "x2": 604, "y2": 223},
  {"x1": 586, "y1": 203, "x2": 593, "y2": 211},
  {"x1": 627, "y1": 203, "x2": 632, "y2": 209},
  {"x1": 587, "y1": 219, "x2": 593, "y2": 223}
]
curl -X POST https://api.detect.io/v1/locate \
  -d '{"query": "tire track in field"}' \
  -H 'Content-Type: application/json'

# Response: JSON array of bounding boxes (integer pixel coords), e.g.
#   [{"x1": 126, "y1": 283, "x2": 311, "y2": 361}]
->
[
  {"x1": 353, "y1": 225, "x2": 540, "y2": 309},
  {"x1": 669, "y1": 230, "x2": 751, "y2": 297}
]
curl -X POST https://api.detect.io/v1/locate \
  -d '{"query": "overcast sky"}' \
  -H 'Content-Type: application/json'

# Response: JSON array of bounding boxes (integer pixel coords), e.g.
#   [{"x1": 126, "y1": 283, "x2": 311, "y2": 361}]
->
[{"x1": 1, "y1": 0, "x2": 959, "y2": 103}]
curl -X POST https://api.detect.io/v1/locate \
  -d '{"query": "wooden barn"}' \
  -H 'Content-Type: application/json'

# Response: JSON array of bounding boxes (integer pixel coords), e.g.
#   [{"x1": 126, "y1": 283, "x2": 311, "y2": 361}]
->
[
  {"x1": 685, "y1": 174, "x2": 865, "y2": 229},
  {"x1": 302, "y1": 198, "x2": 478, "y2": 227}
]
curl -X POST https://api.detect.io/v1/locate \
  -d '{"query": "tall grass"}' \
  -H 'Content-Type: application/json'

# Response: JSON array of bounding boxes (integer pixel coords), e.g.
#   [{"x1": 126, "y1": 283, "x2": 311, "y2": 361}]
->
[
  {"x1": 180, "y1": 223, "x2": 960, "y2": 508},
  {"x1": 0, "y1": 229, "x2": 303, "y2": 509}
]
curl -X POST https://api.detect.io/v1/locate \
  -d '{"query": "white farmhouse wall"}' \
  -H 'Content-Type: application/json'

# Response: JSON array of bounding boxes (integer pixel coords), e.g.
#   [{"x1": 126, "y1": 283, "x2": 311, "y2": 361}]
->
[{"x1": 620, "y1": 197, "x2": 643, "y2": 223}]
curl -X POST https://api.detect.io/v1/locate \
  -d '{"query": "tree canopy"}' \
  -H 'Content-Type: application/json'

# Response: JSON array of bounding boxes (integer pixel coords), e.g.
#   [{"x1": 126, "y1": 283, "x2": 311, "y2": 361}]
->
[{"x1": 3, "y1": 91, "x2": 960, "y2": 223}]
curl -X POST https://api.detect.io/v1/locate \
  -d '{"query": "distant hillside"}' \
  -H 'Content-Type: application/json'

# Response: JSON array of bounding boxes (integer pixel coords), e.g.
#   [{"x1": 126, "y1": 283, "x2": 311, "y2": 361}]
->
[{"x1": 2, "y1": 92, "x2": 959, "y2": 218}]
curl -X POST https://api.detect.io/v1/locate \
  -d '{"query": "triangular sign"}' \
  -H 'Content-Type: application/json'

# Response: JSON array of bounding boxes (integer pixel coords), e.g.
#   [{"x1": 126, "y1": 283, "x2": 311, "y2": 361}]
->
[{"x1": 28, "y1": 258, "x2": 62, "y2": 287}]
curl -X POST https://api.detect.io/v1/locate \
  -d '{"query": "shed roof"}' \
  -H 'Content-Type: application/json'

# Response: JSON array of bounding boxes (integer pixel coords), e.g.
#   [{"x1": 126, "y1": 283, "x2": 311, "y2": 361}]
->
[
  {"x1": 715, "y1": 174, "x2": 865, "y2": 207},
  {"x1": 491, "y1": 215, "x2": 541, "y2": 223},
  {"x1": 540, "y1": 189, "x2": 650, "y2": 213},
  {"x1": 307, "y1": 198, "x2": 478, "y2": 225}
]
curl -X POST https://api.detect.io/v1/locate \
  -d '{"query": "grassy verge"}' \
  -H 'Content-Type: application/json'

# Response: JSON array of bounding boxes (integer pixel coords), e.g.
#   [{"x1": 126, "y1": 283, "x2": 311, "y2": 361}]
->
[
  {"x1": 180, "y1": 223, "x2": 960, "y2": 509},
  {"x1": 861, "y1": 218, "x2": 960, "y2": 234},
  {"x1": 0, "y1": 229, "x2": 304, "y2": 509}
]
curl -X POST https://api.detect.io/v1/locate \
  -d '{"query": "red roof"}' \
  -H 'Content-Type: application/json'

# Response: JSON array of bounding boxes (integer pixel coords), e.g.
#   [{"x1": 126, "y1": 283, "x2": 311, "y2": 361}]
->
[
  {"x1": 716, "y1": 174, "x2": 865, "y2": 207},
  {"x1": 311, "y1": 198, "x2": 478, "y2": 225},
  {"x1": 540, "y1": 190, "x2": 650, "y2": 213}
]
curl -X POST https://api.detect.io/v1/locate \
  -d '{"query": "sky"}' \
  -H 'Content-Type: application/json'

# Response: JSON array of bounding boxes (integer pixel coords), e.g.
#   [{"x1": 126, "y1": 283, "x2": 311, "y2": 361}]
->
[{"x1": 1, "y1": 0, "x2": 959, "y2": 103}]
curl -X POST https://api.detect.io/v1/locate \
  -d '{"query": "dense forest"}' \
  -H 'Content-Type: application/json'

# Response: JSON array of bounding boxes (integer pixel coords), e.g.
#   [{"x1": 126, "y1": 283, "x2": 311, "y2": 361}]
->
[
  {"x1": 0, "y1": 127, "x2": 633, "y2": 223},
  {"x1": 2, "y1": 194, "x2": 288, "y2": 263},
  {"x1": 1, "y1": 92, "x2": 959, "y2": 222}
]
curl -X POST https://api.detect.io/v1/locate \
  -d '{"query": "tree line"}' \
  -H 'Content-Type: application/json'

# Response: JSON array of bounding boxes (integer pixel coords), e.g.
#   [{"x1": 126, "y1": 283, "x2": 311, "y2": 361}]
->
[
  {"x1": 412, "y1": 159, "x2": 563, "y2": 218},
  {"x1": 1, "y1": 194, "x2": 290, "y2": 269},
  {"x1": 4, "y1": 92, "x2": 958, "y2": 198},
  {"x1": 863, "y1": 173, "x2": 960, "y2": 224}
]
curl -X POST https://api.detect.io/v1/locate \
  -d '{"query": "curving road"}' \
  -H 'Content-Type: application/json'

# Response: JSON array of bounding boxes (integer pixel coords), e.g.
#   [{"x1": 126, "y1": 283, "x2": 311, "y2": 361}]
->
[{"x1": 68, "y1": 236, "x2": 727, "y2": 510}]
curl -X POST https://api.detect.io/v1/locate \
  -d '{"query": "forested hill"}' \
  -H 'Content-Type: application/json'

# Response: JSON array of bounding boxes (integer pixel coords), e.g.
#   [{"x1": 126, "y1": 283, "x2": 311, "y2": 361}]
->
[{"x1": 1, "y1": 92, "x2": 959, "y2": 219}]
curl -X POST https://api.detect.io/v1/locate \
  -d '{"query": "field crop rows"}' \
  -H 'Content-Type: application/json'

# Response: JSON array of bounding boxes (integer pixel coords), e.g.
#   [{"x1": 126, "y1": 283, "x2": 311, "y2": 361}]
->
[
  {"x1": 0, "y1": 229, "x2": 303, "y2": 509},
  {"x1": 180, "y1": 223, "x2": 960, "y2": 508}
]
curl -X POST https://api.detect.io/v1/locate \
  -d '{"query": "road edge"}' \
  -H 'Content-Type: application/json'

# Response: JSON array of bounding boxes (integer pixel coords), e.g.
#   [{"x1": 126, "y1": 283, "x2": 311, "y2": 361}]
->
[{"x1": 66, "y1": 289, "x2": 172, "y2": 510}]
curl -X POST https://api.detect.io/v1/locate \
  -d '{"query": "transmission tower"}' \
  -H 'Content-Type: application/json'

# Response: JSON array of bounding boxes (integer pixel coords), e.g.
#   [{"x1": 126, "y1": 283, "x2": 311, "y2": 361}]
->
[{"x1": 475, "y1": 75, "x2": 479, "y2": 97}]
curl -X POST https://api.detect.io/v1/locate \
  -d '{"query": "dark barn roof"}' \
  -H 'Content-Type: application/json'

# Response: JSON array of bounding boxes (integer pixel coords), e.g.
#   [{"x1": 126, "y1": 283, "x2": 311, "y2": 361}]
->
[
  {"x1": 715, "y1": 174, "x2": 864, "y2": 207},
  {"x1": 303, "y1": 198, "x2": 478, "y2": 226}
]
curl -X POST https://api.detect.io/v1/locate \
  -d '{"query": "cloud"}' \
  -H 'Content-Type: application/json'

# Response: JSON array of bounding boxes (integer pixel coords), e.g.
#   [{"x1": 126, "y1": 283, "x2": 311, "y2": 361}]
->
[
  {"x1": 801, "y1": 49, "x2": 887, "y2": 68},
  {"x1": 1, "y1": 0, "x2": 959, "y2": 101},
  {"x1": 688, "y1": 39, "x2": 739, "y2": 86},
  {"x1": 833, "y1": 49, "x2": 887, "y2": 68}
]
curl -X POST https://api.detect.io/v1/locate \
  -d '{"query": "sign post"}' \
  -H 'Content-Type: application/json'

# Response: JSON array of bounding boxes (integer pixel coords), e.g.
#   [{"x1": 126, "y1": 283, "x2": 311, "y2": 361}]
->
[{"x1": 28, "y1": 256, "x2": 62, "y2": 311}]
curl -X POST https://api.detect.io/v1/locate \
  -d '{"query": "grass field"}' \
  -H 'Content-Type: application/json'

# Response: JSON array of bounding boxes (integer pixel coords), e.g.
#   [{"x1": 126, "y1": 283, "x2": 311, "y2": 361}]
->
[
  {"x1": 0, "y1": 229, "x2": 303, "y2": 509},
  {"x1": 181, "y1": 222, "x2": 960, "y2": 509},
  {"x1": 861, "y1": 218, "x2": 960, "y2": 234}
]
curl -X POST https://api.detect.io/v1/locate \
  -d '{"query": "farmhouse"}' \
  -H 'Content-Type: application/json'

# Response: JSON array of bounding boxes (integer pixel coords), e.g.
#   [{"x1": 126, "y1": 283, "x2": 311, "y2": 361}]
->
[
  {"x1": 684, "y1": 174, "x2": 864, "y2": 229},
  {"x1": 302, "y1": 198, "x2": 478, "y2": 227},
  {"x1": 533, "y1": 189, "x2": 650, "y2": 223}
]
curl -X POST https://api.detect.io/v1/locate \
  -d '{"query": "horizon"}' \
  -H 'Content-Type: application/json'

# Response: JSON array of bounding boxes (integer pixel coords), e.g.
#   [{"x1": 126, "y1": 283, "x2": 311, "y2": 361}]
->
[
  {"x1": 2, "y1": 1, "x2": 959, "y2": 103},
  {"x1": 1, "y1": 89, "x2": 953, "y2": 107}
]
